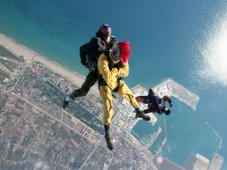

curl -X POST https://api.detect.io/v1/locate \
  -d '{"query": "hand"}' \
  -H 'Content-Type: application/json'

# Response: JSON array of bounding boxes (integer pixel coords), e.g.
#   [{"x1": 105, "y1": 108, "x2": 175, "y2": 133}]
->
[
  {"x1": 88, "y1": 67, "x2": 94, "y2": 72},
  {"x1": 83, "y1": 63, "x2": 89, "y2": 69},
  {"x1": 108, "y1": 63, "x2": 114, "y2": 70},
  {"x1": 116, "y1": 61, "x2": 124, "y2": 68},
  {"x1": 83, "y1": 63, "x2": 94, "y2": 72},
  {"x1": 169, "y1": 103, "x2": 173, "y2": 108},
  {"x1": 113, "y1": 61, "x2": 124, "y2": 70},
  {"x1": 108, "y1": 61, "x2": 124, "y2": 70}
]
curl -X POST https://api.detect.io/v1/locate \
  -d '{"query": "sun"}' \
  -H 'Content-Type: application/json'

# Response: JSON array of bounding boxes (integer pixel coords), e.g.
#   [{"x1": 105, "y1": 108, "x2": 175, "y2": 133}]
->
[{"x1": 199, "y1": 8, "x2": 227, "y2": 86}]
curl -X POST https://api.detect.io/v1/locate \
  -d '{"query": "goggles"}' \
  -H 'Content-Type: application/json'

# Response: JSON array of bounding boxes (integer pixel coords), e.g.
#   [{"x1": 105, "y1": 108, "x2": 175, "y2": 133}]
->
[
  {"x1": 100, "y1": 24, "x2": 111, "y2": 31},
  {"x1": 110, "y1": 45, "x2": 121, "y2": 61},
  {"x1": 100, "y1": 24, "x2": 111, "y2": 35}
]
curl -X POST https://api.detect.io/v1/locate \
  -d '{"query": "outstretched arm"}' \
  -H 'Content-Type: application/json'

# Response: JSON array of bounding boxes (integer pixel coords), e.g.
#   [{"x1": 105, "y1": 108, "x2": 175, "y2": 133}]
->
[
  {"x1": 163, "y1": 95, "x2": 173, "y2": 107},
  {"x1": 143, "y1": 107, "x2": 161, "y2": 114},
  {"x1": 136, "y1": 96, "x2": 150, "y2": 104},
  {"x1": 143, "y1": 108, "x2": 152, "y2": 114},
  {"x1": 80, "y1": 43, "x2": 90, "y2": 67}
]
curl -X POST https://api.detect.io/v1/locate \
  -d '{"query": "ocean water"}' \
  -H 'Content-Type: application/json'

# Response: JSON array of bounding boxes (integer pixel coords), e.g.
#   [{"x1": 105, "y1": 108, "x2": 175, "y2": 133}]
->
[{"x1": 1, "y1": 0, "x2": 227, "y2": 169}]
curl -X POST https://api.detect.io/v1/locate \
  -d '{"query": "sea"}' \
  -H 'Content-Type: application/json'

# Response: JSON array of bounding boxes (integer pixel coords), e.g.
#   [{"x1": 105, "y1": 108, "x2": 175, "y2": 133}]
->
[{"x1": 1, "y1": 0, "x2": 227, "y2": 169}]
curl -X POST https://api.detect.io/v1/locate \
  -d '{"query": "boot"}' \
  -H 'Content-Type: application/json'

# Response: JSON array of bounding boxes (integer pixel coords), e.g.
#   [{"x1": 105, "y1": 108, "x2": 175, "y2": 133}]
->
[
  {"x1": 105, "y1": 136, "x2": 113, "y2": 150},
  {"x1": 135, "y1": 108, "x2": 150, "y2": 121},
  {"x1": 62, "y1": 95, "x2": 70, "y2": 110},
  {"x1": 111, "y1": 92, "x2": 117, "y2": 99}
]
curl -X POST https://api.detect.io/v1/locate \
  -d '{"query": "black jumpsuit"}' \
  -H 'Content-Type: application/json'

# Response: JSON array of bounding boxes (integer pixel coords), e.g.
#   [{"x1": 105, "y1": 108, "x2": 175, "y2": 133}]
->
[{"x1": 70, "y1": 31, "x2": 116, "y2": 99}]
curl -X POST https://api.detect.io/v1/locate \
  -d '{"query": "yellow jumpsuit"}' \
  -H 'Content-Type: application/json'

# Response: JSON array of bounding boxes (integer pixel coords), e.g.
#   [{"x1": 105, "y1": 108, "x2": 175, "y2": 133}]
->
[{"x1": 98, "y1": 54, "x2": 139, "y2": 125}]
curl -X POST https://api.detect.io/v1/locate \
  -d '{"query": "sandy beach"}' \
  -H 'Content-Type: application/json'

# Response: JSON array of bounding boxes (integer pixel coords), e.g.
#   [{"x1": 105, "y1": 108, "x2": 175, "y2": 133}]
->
[{"x1": 0, "y1": 33, "x2": 99, "y2": 94}]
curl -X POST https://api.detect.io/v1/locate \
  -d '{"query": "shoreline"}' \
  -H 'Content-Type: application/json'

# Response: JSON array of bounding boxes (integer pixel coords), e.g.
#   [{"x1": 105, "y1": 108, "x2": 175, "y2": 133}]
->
[{"x1": 0, "y1": 33, "x2": 99, "y2": 94}]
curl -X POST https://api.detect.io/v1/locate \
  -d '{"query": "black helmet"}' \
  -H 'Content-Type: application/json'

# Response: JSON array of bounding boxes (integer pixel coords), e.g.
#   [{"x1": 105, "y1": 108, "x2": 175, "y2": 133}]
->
[
  {"x1": 99, "y1": 24, "x2": 110, "y2": 31},
  {"x1": 99, "y1": 24, "x2": 111, "y2": 36}
]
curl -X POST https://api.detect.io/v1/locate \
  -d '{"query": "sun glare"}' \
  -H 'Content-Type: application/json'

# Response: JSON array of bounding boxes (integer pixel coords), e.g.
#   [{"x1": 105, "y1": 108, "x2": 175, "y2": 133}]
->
[{"x1": 199, "y1": 7, "x2": 227, "y2": 86}]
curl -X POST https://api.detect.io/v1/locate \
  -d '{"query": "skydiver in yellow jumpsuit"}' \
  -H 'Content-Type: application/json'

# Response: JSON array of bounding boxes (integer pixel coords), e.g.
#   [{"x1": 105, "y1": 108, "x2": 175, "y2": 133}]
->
[{"x1": 97, "y1": 41, "x2": 150, "y2": 150}]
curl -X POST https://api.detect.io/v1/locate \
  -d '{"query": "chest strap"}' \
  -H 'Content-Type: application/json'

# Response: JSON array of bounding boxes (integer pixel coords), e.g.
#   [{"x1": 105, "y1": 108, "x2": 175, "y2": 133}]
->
[{"x1": 98, "y1": 75, "x2": 122, "y2": 93}]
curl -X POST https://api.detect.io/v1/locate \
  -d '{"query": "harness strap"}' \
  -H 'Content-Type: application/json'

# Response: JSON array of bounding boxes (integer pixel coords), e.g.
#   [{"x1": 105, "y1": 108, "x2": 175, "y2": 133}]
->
[
  {"x1": 98, "y1": 52, "x2": 122, "y2": 94},
  {"x1": 98, "y1": 74, "x2": 122, "y2": 93}
]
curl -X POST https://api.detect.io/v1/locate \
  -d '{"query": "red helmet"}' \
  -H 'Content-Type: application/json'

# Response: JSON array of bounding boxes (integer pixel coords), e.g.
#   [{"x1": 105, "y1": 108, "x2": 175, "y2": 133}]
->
[{"x1": 118, "y1": 42, "x2": 131, "y2": 64}]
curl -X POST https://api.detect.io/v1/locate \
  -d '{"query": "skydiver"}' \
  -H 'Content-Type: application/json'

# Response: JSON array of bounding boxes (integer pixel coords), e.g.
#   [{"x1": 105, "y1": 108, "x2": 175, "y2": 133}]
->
[
  {"x1": 98, "y1": 42, "x2": 151, "y2": 150},
  {"x1": 136, "y1": 88, "x2": 173, "y2": 115},
  {"x1": 63, "y1": 24, "x2": 117, "y2": 110}
]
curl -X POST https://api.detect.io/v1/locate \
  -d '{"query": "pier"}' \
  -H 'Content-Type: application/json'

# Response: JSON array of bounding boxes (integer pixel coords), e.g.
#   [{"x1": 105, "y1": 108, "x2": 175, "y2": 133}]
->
[
  {"x1": 205, "y1": 121, "x2": 224, "y2": 170},
  {"x1": 153, "y1": 78, "x2": 200, "y2": 111}
]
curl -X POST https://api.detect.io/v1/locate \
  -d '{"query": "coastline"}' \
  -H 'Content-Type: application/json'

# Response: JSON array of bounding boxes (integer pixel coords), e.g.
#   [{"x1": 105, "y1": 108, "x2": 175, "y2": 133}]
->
[{"x1": 0, "y1": 33, "x2": 99, "y2": 94}]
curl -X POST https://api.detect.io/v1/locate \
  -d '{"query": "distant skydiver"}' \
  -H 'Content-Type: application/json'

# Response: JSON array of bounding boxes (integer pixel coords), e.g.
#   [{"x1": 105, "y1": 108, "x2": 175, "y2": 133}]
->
[
  {"x1": 98, "y1": 42, "x2": 151, "y2": 150},
  {"x1": 136, "y1": 88, "x2": 173, "y2": 115},
  {"x1": 63, "y1": 24, "x2": 117, "y2": 110}
]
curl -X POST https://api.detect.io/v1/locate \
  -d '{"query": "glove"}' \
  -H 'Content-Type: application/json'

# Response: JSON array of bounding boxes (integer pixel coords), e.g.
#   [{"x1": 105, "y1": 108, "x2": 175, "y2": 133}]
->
[
  {"x1": 157, "y1": 110, "x2": 162, "y2": 115},
  {"x1": 82, "y1": 63, "x2": 89, "y2": 68},
  {"x1": 135, "y1": 108, "x2": 150, "y2": 121},
  {"x1": 108, "y1": 61, "x2": 124, "y2": 70},
  {"x1": 116, "y1": 61, "x2": 124, "y2": 69},
  {"x1": 88, "y1": 67, "x2": 94, "y2": 72},
  {"x1": 169, "y1": 103, "x2": 173, "y2": 108},
  {"x1": 82, "y1": 63, "x2": 94, "y2": 72},
  {"x1": 113, "y1": 61, "x2": 124, "y2": 70},
  {"x1": 108, "y1": 63, "x2": 114, "y2": 70}
]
